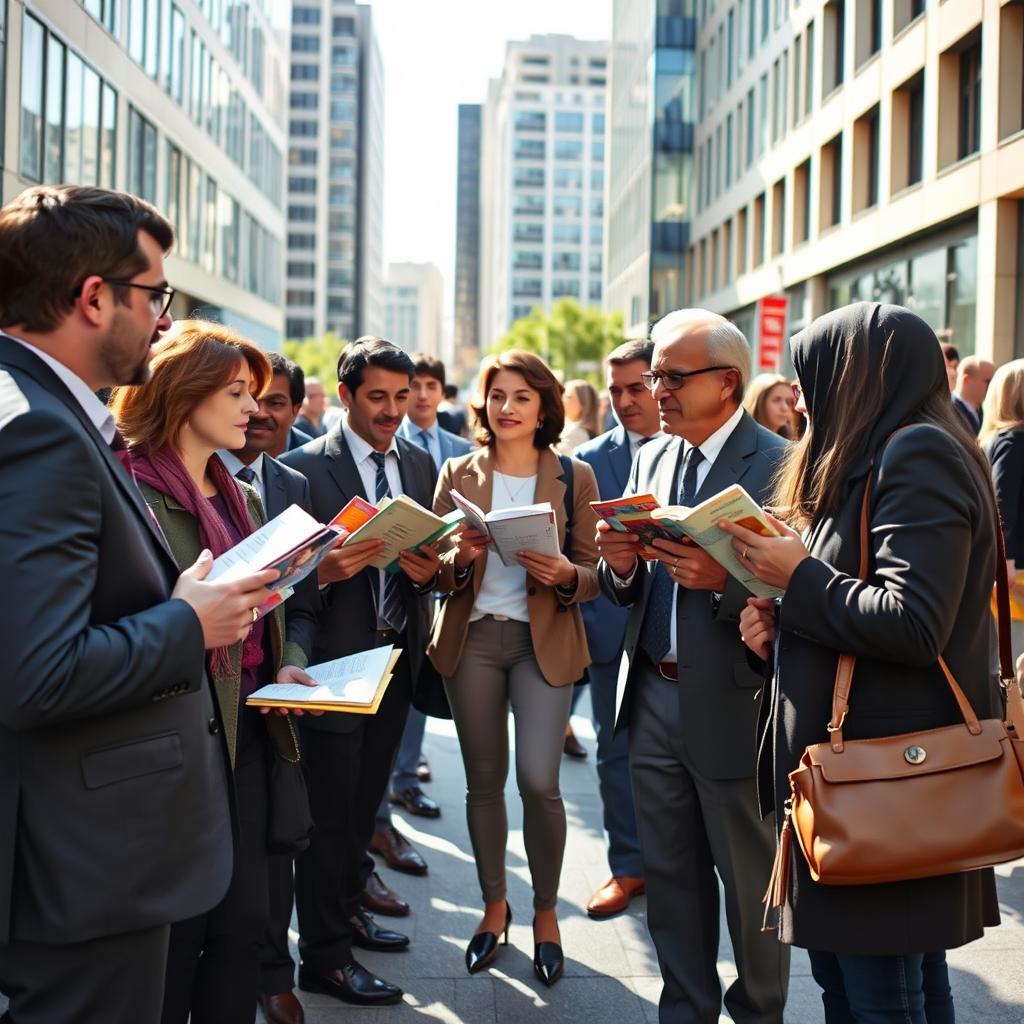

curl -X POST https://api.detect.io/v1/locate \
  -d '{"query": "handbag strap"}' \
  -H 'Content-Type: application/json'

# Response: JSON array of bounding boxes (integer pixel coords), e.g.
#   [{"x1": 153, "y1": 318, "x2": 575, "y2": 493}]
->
[{"x1": 828, "y1": 428, "x2": 1015, "y2": 753}]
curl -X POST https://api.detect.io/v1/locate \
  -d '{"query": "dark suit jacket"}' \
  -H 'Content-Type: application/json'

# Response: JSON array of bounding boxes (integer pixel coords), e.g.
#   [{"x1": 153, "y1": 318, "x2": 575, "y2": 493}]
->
[
  {"x1": 280, "y1": 427, "x2": 438, "y2": 733},
  {"x1": 985, "y1": 428, "x2": 1024, "y2": 565},
  {"x1": 575, "y1": 426, "x2": 635, "y2": 665},
  {"x1": 0, "y1": 337, "x2": 232, "y2": 944},
  {"x1": 952, "y1": 393, "x2": 981, "y2": 435},
  {"x1": 287, "y1": 425, "x2": 314, "y2": 452},
  {"x1": 600, "y1": 411, "x2": 787, "y2": 779},
  {"x1": 764, "y1": 424, "x2": 1001, "y2": 953},
  {"x1": 263, "y1": 452, "x2": 312, "y2": 520}
]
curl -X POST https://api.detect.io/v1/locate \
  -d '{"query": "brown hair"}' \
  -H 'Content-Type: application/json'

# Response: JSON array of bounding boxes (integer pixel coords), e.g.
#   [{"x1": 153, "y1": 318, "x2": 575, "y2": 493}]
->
[
  {"x1": 564, "y1": 378, "x2": 601, "y2": 438},
  {"x1": 109, "y1": 320, "x2": 271, "y2": 451},
  {"x1": 743, "y1": 372, "x2": 792, "y2": 433},
  {"x1": 607, "y1": 338, "x2": 654, "y2": 367},
  {"x1": 0, "y1": 185, "x2": 174, "y2": 332},
  {"x1": 411, "y1": 352, "x2": 446, "y2": 387},
  {"x1": 472, "y1": 350, "x2": 565, "y2": 448}
]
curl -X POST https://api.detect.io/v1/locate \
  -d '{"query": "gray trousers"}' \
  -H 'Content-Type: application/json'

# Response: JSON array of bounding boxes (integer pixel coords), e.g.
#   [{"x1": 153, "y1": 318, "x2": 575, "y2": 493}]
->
[
  {"x1": 445, "y1": 617, "x2": 573, "y2": 910},
  {"x1": 630, "y1": 662, "x2": 789, "y2": 1024}
]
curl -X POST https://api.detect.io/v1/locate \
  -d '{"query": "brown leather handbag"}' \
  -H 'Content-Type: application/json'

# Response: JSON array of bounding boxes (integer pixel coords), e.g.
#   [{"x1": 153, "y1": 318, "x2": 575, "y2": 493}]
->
[{"x1": 765, "y1": 456, "x2": 1024, "y2": 910}]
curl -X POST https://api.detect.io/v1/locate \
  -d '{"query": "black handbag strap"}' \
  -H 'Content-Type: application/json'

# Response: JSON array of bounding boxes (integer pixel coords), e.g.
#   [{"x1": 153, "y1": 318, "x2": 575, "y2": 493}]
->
[
  {"x1": 558, "y1": 453, "x2": 574, "y2": 559},
  {"x1": 828, "y1": 426, "x2": 1015, "y2": 752}
]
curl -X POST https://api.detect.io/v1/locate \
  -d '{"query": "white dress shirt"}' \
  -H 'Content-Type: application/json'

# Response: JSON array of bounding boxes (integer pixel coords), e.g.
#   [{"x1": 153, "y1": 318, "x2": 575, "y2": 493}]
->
[
  {"x1": 625, "y1": 428, "x2": 662, "y2": 455},
  {"x1": 7, "y1": 334, "x2": 115, "y2": 443},
  {"x1": 217, "y1": 450, "x2": 268, "y2": 510},
  {"x1": 343, "y1": 420, "x2": 403, "y2": 627},
  {"x1": 615, "y1": 405, "x2": 745, "y2": 662}
]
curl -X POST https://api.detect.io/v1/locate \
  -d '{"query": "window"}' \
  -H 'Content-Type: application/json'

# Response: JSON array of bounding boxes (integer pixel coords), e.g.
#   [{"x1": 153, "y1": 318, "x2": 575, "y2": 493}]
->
[
  {"x1": 291, "y1": 93, "x2": 318, "y2": 110},
  {"x1": 554, "y1": 167, "x2": 582, "y2": 189},
  {"x1": 552, "y1": 251, "x2": 581, "y2": 271},
  {"x1": 128, "y1": 107, "x2": 157, "y2": 202},
  {"x1": 725, "y1": 113, "x2": 734, "y2": 188},
  {"x1": 553, "y1": 194, "x2": 582, "y2": 217},
  {"x1": 891, "y1": 72, "x2": 924, "y2": 193},
  {"x1": 770, "y1": 178, "x2": 785, "y2": 256},
  {"x1": 555, "y1": 139, "x2": 583, "y2": 161},
  {"x1": 288, "y1": 232, "x2": 315, "y2": 250},
  {"x1": 163, "y1": 4, "x2": 185, "y2": 104},
  {"x1": 555, "y1": 111, "x2": 584, "y2": 132},
  {"x1": 998, "y1": 3, "x2": 1024, "y2": 140},
  {"x1": 805, "y1": 21, "x2": 815, "y2": 116},
  {"x1": 514, "y1": 110, "x2": 546, "y2": 131},
  {"x1": 894, "y1": 0, "x2": 926, "y2": 35},
  {"x1": 853, "y1": 104, "x2": 880, "y2": 211},
  {"x1": 824, "y1": 0, "x2": 846, "y2": 94},
  {"x1": 746, "y1": 86, "x2": 755, "y2": 167},
  {"x1": 514, "y1": 194, "x2": 545, "y2": 216},
  {"x1": 287, "y1": 319, "x2": 315, "y2": 339},
  {"x1": 128, "y1": 0, "x2": 159, "y2": 79},
  {"x1": 553, "y1": 223, "x2": 582, "y2": 244},
  {"x1": 727, "y1": 9, "x2": 735, "y2": 87},
  {"x1": 958, "y1": 39, "x2": 982, "y2": 159},
  {"x1": 592, "y1": 140, "x2": 605, "y2": 161},
  {"x1": 290, "y1": 120, "x2": 317, "y2": 138},
  {"x1": 332, "y1": 45, "x2": 355, "y2": 66},
  {"x1": 292, "y1": 35, "x2": 319, "y2": 53},
  {"x1": 515, "y1": 138, "x2": 545, "y2": 160},
  {"x1": 290, "y1": 176, "x2": 316, "y2": 193},
  {"x1": 820, "y1": 133, "x2": 843, "y2": 230},
  {"x1": 593, "y1": 113, "x2": 605, "y2": 134},
  {"x1": 514, "y1": 250, "x2": 543, "y2": 270},
  {"x1": 552, "y1": 279, "x2": 580, "y2": 298},
  {"x1": 856, "y1": 0, "x2": 882, "y2": 67},
  {"x1": 793, "y1": 36, "x2": 803, "y2": 125},
  {"x1": 293, "y1": 6, "x2": 320, "y2": 24},
  {"x1": 288, "y1": 261, "x2": 315, "y2": 278},
  {"x1": 333, "y1": 16, "x2": 355, "y2": 35},
  {"x1": 515, "y1": 166, "x2": 545, "y2": 188},
  {"x1": 512, "y1": 278, "x2": 543, "y2": 298},
  {"x1": 758, "y1": 73, "x2": 768, "y2": 155},
  {"x1": 794, "y1": 159, "x2": 811, "y2": 242},
  {"x1": 288, "y1": 204, "x2": 316, "y2": 221},
  {"x1": 753, "y1": 193, "x2": 766, "y2": 267},
  {"x1": 84, "y1": 0, "x2": 118, "y2": 34},
  {"x1": 591, "y1": 168, "x2": 604, "y2": 190},
  {"x1": 514, "y1": 222, "x2": 544, "y2": 243},
  {"x1": 19, "y1": 15, "x2": 44, "y2": 180},
  {"x1": 291, "y1": 64, "x2": 318, "y2": 82}
]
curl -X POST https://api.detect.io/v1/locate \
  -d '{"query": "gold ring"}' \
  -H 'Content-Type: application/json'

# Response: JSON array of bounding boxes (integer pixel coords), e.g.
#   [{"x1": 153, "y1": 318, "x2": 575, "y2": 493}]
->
[
  {"x1": 742, "y1": 547, "x2": 749, "y2": 561},
  {"x1": 674, "y1": 557, "x2": 680, "y2": 568},
  {"x1": 250, "y1": 607, "x2": 259, "y2": 624}
]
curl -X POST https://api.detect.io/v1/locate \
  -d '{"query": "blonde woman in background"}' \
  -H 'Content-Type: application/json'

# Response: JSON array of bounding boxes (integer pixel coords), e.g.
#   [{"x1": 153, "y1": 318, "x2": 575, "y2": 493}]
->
[
  {"x1": 558, "y1": 378, "x2": 600, "y2": 454},
  {"x1": 980, "y1": 359, "x2": 1024, "y2": 656},
  {"x1": 743, "y1": 372, "x2": 795, "y2": 437}
]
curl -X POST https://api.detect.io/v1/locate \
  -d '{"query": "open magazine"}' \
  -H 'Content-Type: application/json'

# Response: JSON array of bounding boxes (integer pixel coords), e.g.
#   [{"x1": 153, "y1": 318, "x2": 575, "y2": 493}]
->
[
  {"x1": 592, "y1": 484, "x2": 783, "y2": 598},
  {"x1": 246, "y1": 645, "x2": 402, "y2": 715},
  {"x1": 449, "y1": 489, "x2": 560, "y2": 567}
]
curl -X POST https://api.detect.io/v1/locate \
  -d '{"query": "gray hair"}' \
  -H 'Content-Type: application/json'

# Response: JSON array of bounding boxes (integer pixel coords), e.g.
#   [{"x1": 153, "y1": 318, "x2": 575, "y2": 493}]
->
[{"x1": 650, "y1": 308, "x2": 753, "y2": 401}]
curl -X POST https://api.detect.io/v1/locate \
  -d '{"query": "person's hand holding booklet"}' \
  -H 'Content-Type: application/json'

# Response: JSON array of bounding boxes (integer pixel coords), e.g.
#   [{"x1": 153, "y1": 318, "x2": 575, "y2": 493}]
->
[
  {"x1": 246, "y1": 645, "x2": 402, "y2": 714},
  {"x1": 592, "y1": 484, "x2": 785, "y2": 598},
  {"x1": 449, "y1": 489, "x2": 561, "y2": 567}
]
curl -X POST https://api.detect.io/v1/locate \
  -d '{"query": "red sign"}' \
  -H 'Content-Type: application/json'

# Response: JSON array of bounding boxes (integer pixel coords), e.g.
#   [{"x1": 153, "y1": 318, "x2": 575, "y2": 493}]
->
[{"x1": 757, "y1": 295, "x2": 789, "y2": 372}]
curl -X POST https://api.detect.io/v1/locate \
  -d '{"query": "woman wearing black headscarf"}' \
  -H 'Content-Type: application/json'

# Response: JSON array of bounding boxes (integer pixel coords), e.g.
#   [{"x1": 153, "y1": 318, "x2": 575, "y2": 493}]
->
[{"x1": 720, "y1": 303, "x2": 1003, "y2": 1023}]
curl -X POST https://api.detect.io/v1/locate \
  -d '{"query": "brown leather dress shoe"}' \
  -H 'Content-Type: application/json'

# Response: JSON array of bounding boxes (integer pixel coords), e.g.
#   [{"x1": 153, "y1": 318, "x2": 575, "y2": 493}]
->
[
  {"x1": 586, "y1": 876, "x2": 646, "y2": 919},
  {"x1": 369, "y1": 823, "x2": 428, "y2": 876},
  {"x1": 361, "y1": 870, "x2": 410, "y2": 917},
  {"x1": 563, "y1": 726, "x2": 588, "y2": 759},
  {"x1": 260, "y1": 990, "x2": 304, "y2": 1024}
]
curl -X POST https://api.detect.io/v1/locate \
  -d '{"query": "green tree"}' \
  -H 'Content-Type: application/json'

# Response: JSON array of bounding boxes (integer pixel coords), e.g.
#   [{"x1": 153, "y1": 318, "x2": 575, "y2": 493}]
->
[
  {"x1": 493, "y1": 299, "x2": 624, "y2": 386},
  {"x1": 282, "y1": 332, "x2": 347, "y2": 383}
]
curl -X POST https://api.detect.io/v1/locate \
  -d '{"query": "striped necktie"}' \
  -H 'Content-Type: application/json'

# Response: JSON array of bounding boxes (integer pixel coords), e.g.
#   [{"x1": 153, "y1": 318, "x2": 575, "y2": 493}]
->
[{"x1": 370, "y1": 451, "x2": 406, "y2": 633}]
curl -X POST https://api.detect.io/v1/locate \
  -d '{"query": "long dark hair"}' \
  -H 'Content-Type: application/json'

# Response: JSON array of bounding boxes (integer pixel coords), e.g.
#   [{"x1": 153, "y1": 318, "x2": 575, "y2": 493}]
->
[{"x1": 771, "y1": 306, "x2": 992, "y2": 530}]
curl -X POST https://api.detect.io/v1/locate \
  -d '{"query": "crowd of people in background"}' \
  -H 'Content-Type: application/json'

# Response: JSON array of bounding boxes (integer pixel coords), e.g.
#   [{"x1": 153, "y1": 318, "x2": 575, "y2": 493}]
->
[{"x1": 0, "y1": 183, "x2": 1020, "y2": 1024}]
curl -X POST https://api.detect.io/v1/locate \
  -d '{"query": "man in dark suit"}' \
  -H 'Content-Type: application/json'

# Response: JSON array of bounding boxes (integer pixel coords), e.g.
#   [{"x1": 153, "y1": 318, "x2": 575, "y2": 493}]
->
[
  {"x1": 0, "y1": 185, "x2": 278, "y2": 1023},
  {"x1": 597, "y1": 310, "x2": 790, "y2": 1024},
  {"x1": 575, "y1": 339, "x2": 661, "y2": 919},
  {"x1": 280, "y1": 338, "x2": 440, "y2": 1007},
  {"x1": 951, "y1": 355, "x2": 994, "y2": 436}
]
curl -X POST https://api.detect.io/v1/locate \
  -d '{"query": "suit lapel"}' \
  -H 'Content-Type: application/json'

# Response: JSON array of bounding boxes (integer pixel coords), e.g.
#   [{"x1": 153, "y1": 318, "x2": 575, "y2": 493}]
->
[
  {"x1": 324, "y1": 429, "x2": 368, "y2": 506},
  {"x1": 692, "y1": 412, "x2": 758, "y2": 504},
  {"x1": 263, "y1": 458, "x2": 288, "y2": 519}
]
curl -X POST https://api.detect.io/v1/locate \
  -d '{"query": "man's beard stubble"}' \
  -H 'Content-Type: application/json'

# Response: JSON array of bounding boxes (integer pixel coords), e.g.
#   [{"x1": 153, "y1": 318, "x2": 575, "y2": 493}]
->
[{"x1": 99, "y1": 313, "x2": 156, "y2": 386}]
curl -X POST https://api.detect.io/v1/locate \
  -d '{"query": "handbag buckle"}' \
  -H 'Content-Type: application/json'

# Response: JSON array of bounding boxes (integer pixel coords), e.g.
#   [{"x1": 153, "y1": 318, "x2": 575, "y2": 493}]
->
[{"x1": 826, "y1": 710, "x2": 847, "y2": 732}]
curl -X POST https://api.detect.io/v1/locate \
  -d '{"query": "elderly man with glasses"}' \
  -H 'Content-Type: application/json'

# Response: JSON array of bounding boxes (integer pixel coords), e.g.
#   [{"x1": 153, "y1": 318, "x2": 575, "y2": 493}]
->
[{"x1": 595, "y1": 309, "x2": 790, "y2": 1024}]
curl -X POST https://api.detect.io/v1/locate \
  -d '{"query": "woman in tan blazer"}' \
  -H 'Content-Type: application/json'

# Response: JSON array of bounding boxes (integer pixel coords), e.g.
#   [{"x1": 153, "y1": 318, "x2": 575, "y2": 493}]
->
[{"x1": 428, "y1": 350, "x2": 599, "y2": 986}]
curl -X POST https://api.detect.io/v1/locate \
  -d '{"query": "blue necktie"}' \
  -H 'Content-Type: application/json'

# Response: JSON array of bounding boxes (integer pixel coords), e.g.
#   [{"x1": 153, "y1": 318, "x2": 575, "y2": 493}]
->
[
  {"x1": 235, "y1": 466, "x2": 257, "y2": 486},
  {"x1": 639, "y1": 446, "x2": 705, "y2": 665},
  {"x1": 370, "y1": 451, "x2": 406, "y2": 633}
]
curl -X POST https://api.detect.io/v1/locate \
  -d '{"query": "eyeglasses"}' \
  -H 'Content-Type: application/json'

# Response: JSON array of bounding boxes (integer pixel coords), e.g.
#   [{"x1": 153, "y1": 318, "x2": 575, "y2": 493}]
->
[
  {"x1": 71, "y1": 277, "x2": 176, "y2": 319},
  {"x1": 791, "y1": 382, "x2": 802, "y2": 403},
  {"x1": 640, "y1": 366, "x2": 735, "y2": 392}
]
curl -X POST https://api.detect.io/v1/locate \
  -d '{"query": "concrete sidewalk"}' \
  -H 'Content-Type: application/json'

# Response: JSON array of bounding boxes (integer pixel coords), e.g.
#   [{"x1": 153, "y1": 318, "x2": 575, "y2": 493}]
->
[{"x1": 261, "y1": 699, "x2": 1024, "y2": 1023}]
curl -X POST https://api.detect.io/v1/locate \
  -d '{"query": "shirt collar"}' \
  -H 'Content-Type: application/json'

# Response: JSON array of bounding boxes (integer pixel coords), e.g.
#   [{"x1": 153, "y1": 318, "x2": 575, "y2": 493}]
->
[
  {"x1": 7, "y1": 334, "x2": 115, "y2": 443},
  {"x1": 218, "y1": 450, "x2": 264, "y2": 480},
  {"x1": 344, "y1": 419, "x2": 400, "y2": 464},
  {"x1": 682, "y1": 404, "x2": 744, "y2": 466},
  {"x1": 626, "y1": 428, "x2": 662, "y2": 449}
]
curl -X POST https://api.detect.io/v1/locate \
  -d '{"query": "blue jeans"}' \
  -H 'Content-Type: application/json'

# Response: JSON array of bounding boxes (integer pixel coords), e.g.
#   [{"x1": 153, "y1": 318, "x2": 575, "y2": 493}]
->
[{"x1": 809, "y1": 949, "x2": 954, "y2": 1024}]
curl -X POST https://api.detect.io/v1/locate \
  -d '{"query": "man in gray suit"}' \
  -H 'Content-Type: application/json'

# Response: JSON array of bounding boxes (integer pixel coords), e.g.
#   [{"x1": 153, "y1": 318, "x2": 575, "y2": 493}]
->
[
  {"x1": 0, "y1": 185, "x2": 277, "y2": 1023},
  {"x1": 596, "y1": 309, "x2": 789, "y2": 1024}
]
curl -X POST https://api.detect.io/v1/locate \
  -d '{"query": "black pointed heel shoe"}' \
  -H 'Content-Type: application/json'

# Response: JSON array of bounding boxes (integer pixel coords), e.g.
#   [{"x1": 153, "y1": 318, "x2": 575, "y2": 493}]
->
[
  {"x1": 532, "y1": 916, "x2": 564, "y2": 987},
  {"x1": 465, "y1": 902, "x2": 512, "y2": 975}
]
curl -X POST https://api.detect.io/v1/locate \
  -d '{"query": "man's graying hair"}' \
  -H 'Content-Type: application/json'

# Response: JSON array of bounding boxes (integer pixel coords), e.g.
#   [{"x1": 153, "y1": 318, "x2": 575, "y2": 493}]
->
[{"x1": 650, "y1": 308, "x2": 752, "y2": 402}]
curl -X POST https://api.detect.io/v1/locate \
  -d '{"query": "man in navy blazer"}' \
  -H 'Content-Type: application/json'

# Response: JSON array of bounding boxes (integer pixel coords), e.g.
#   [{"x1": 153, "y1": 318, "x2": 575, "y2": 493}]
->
[
  {"x1": 575, "y1": 339, "x2": 662, "y2": 919},
  {"x1": 385, "y1": 354, "x2": 473, "y2": 822}
]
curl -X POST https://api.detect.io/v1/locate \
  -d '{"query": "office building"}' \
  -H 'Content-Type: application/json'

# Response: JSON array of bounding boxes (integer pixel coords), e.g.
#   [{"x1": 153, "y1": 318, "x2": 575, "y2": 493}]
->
[
  {"x1": 605, "y1": 0, "x2": 697, "y2": 336},
  {"x1": 479, "y1": 34, "x2": 609, "y2": 349},
  {"x1": 453, "y1": 102, "x2": 482, "y2": 380},
  {"x1": 2, "y1": 0, "x2": 290, "y2": 349},
  {"x1": 285, "y1": 0, "x2": 384, "y2": 342},
  {"x1": 686, "y1": 0, "x2": 1024, "y2": 366},
  {"x1": 383, "y1": 261, "x2": 444, "y2": 357}
]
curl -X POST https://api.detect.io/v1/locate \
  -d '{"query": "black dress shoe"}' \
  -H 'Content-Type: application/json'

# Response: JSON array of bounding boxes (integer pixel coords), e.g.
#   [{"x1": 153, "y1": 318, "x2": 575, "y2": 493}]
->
[
  {"x1": 349, "y1": 909, "x2": 410, "y2": 951},
  {"x1": 298, "y1": 962, "x2": 403, "y2": 1006},
  {"x1": 465, "y1": 902, "x2": 512, "y2": 975},
  {"x1": 532, "y1": 918, "x2": 564, "y2": 987},
  {"x1": 390, "y1": 785, "x2": 441, "y2": 818}
]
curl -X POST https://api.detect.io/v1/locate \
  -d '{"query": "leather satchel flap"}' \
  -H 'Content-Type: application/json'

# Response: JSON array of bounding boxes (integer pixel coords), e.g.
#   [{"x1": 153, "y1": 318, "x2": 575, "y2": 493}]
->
[{"x1": 805, "y1": 720, "x2": 1005, "y2": 783}]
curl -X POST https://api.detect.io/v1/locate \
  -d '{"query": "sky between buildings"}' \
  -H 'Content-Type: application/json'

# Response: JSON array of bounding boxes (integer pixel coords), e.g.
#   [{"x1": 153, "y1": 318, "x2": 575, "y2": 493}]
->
[{"x1": 374, "y1": 0, "x2": 613, "y2": 315}]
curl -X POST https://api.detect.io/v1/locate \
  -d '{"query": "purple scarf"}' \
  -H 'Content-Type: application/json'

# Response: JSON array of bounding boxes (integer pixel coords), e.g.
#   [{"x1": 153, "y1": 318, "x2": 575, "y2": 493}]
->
[{"x1": 119, "y1": 444, "x2": 258, "y2": 678}]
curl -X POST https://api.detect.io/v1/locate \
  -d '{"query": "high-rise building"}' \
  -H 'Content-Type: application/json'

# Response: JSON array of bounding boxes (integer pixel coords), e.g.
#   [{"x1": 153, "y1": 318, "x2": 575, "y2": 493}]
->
[
  {"x1": 384, "y1": 262, "x2": 444, "y2": 357},
  {"x1": 605, "y1": 0, "x2": 697, "y2": 337},
  {"x1": 686, "y1": 0, "x2": 1024, "y2": 365},
  {"x1": 479, "y1": 34, "x2": 609, "y2": 349},
  {"x1": 2, "y1": 0, "x2": 290, "y2": 349},
  {"x1": 285, "y1": 1, "x2": 384, "y2": 343},
  {"x1": 453, "y1": 103, "x2": 482, "y2": 381}
]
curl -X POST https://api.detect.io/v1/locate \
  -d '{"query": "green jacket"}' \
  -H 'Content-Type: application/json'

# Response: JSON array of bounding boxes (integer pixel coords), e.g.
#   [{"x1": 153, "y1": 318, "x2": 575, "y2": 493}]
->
[{"x1": 141, "y1": 480, "x2": 306, "y2": 766}]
